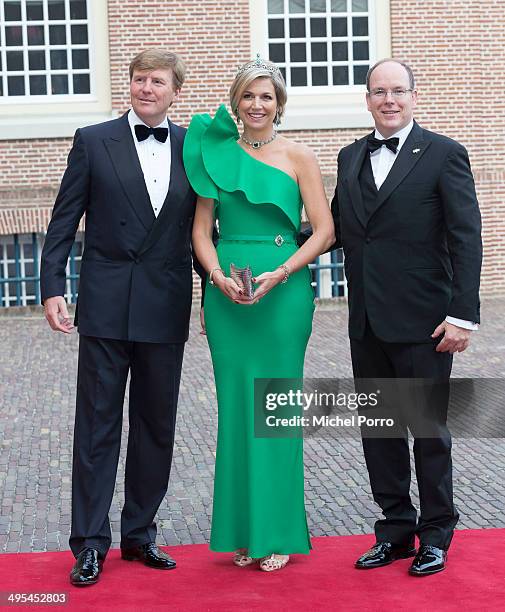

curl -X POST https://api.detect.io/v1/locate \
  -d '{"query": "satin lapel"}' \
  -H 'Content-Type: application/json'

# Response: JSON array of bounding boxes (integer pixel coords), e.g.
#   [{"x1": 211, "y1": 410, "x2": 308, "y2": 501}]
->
[
  {"x1": 346, "y1": 137, "x2": 369, "y2": 229},
  {"x1": 103, "y1": 112, "x2": 155, "y2": 231},
  {"x1": 369, "y1": 122, "x2": 431, "y2": 218},
  {"x1": 138, "y1": 122, "x2": 190, "y2": 257}
]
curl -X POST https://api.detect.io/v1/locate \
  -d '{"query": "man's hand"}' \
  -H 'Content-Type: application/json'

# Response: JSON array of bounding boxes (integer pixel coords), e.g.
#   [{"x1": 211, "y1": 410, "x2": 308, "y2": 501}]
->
[
  {"x1": 432, "y1": 321, "x2": 471, "y2": 353},
  {"x1": 44, "y1": 296, "x2": 74, "y2": 334}
]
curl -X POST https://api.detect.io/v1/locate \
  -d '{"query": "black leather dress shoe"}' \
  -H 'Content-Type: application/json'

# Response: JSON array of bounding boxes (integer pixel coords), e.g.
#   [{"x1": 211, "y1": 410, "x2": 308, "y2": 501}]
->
[
  {"x1": 409, "y1": 544, "x2": 447, "y2": 576},
  {"x1": 70, "y1": 548, "x2": 103, "y2": 586},
  {"x1": 355, "y1": 541, "x2": 417, "y2": 569},
  {"x1": 121, "y1": 542, "x2": 176, "y2": 570}
]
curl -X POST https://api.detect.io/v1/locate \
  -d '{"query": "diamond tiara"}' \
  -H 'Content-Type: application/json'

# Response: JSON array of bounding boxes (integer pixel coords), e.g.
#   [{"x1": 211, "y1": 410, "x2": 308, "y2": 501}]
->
[{"x1": 236, "y1": 53, "x2": 281, "y2": 77}]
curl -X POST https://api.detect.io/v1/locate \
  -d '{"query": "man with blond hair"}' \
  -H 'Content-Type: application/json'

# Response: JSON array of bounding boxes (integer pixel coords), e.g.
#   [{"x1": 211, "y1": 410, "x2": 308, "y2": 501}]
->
[{"x1": 41, "y1": 49, "x2": 196, "y2": 585}]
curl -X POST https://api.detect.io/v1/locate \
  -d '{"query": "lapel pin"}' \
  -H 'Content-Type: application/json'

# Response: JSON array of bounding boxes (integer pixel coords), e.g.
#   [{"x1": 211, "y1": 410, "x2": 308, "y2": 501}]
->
[{"x1": 412, "y1": 148, "x2": 420, "y2": 154}]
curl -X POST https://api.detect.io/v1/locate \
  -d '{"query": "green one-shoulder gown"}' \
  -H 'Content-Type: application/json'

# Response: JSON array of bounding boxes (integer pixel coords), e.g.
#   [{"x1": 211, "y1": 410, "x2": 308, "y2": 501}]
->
[{"x1": 183, "y1": 105, "x2": 314, "y2": 557}]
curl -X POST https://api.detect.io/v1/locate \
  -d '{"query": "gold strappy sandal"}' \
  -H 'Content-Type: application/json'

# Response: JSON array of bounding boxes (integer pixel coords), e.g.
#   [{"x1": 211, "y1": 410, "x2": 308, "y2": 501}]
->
[
  {"x1": 233, "y1": 549, "x2": 256, "y2": 567},
  {"x1": 259, "y1": 554, "x2": 290, "y2": 572}
]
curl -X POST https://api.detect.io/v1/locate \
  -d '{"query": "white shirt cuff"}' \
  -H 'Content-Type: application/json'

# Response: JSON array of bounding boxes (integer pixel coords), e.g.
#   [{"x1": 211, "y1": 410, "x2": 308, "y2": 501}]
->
[{"x1": 445, "y1": 316, "x2": 479, "y2": 331}]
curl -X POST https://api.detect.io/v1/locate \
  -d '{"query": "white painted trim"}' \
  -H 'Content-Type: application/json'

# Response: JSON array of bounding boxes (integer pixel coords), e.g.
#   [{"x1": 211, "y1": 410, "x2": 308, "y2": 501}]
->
[
  {"x1": 280, "y1": 103, "x2": 372, "y2": 130},
  {"x1": 0, "y1": 111, "x2": 118, "y2": 140},
  {"x1": 249, "y1": 0, "x2": 269, "y2": 58},
  {"x1": 374, "y1": 0, "x2": 391, "y2": 61}
]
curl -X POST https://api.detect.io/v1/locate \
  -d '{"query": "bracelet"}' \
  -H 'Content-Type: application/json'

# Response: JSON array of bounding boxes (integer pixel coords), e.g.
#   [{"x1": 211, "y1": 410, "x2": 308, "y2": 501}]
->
[
  {"x1": 209, "y1": 267, "x2": 225, "y2": 285},
  {"x1": 277, "y1": 264, "x2": 290, "y2": 284}
]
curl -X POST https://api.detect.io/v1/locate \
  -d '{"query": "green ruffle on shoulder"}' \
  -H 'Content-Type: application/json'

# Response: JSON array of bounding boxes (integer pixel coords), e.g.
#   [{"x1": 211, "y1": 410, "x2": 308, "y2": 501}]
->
[
  {"x1": 184, "y1": 105, "x2": 301, "y2": 230},
  {"x1": 183, "y1": 113, "x2": 219, "y2": 200}
]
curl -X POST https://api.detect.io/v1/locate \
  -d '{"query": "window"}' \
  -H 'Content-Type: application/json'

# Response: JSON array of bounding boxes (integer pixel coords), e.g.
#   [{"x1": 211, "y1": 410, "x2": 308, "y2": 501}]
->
[
  {"x1": 310, "y1": 250, "x2": 346, "y2": 298},
  {"x1": 0, "y1": 232, "x2": 83, "y2": 307},
  {"x1": 250, "y1": 0, "x2": 391, "y2": 129},
  {"x1": 267, "y1": 0, "x2": 371, "y2": 89},
  {"x1": 0, "y1": 0, "x2": 112, "y2": 139},
  {"x1": 1, "y1": 0, "x2": 91, "y2": 99}
]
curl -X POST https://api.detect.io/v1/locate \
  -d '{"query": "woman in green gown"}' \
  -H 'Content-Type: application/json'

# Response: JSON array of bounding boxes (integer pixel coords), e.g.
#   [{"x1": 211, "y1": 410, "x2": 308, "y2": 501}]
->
[{"x1": 184, "y1": 57, "x2": 334, "y2": 571}]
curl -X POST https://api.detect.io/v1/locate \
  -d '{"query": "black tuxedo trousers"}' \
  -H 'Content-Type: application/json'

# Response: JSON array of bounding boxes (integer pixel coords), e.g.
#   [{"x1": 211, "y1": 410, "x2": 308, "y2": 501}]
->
[
  {"x1": 351, "y1": 320, "x2": 459, "y2": 550},
  {"x1": 70, "y1": 335, "x2": 184, "y2": 557}
]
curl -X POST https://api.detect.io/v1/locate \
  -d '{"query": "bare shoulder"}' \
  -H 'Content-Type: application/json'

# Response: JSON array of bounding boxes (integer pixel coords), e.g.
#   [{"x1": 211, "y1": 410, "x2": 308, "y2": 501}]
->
[{"x1": 279, "y1": 136, "x2": 318, "y2": 167}]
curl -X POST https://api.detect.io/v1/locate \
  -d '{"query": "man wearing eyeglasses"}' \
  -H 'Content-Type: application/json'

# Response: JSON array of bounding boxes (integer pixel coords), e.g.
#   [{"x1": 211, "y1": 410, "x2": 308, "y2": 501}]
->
[{"x1": 332, "y1": 59, "x2": 482, "y2": 575}]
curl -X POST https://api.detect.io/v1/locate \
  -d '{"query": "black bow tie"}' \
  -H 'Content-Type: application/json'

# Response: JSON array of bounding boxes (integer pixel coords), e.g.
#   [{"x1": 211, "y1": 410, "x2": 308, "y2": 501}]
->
[
  {"x1": 367, "y1": 134, "x2": 399, "y2": 154},
  {"x1": 134, "y1": 124, "x2": 169, "y2": 143}
]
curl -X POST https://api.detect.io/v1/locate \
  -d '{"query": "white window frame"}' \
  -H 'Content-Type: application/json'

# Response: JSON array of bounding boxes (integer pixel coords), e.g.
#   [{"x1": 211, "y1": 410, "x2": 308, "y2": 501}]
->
[
  {"x1": 250, "y1": 0, "x2": 391, "y2": 130},
  {"x1": 0, "y1": 0, "x2": 113, "y2": 139},
  {"x1": 0, "y1": 232, "x2": 83, "y2": 306},
  {"x1": 0, "y1": 233, "x2": 40, "y2": 307}
]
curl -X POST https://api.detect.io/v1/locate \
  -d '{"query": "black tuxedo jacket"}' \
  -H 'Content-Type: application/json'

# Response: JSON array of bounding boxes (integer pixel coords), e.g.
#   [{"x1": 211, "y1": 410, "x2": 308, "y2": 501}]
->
[
  {"x1": 40, "y1": 112, "x2": 196, "y2": 343},
  {"x1": 332, "y1": 121, "x2": 482, "y2": 343}
]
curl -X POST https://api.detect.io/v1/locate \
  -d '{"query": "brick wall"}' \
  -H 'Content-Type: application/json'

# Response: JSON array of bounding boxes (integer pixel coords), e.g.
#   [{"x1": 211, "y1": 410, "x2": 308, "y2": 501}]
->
[
  {"x1": 0, "y1": 139, "x2": 71, "y2": 231},
  {"x1": 0, "y1": 0, "x2": 503, "y2": 296},
  {"x1": 107, "y1": 0, "x2": 251, "y2": 121},
  {"x1": 388, "y1": 0, "x2": 505, "y2": 296}
]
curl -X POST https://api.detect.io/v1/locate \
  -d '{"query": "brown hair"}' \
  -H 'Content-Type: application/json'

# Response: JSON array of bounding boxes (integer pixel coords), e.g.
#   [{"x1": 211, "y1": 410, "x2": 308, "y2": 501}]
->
[{"x1": 129, "y1": 49, "x2": 186, "y2": 90}]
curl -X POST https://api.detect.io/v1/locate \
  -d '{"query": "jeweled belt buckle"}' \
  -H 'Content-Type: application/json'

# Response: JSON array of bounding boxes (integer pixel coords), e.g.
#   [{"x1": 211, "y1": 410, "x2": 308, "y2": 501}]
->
[{"x1": 274, "y1": 235, "x2": 284, "y2": 247}]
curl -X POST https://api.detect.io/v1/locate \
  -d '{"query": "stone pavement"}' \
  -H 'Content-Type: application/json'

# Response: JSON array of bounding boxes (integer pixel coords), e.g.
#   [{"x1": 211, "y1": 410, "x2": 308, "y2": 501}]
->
[{"x1": 0, "y1": 298, "x2": 504, "y2": 554}]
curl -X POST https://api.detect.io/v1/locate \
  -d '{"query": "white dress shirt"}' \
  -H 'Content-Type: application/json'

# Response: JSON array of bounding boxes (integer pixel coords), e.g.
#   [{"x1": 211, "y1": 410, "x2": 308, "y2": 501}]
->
[
  {"x1": 370, "y1": 122, "x2": 478, "y2": 331},
  {"x1": 370, "y1": 121, "x2": 414, "y2": 190},
  {"x1": 128, "y1": 108, "x2": 171, "y2": 218}
]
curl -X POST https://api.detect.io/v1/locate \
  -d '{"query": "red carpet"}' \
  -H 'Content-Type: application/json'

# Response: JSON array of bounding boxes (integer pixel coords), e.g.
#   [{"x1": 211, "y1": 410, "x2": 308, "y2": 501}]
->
[{"x1": 0, "y1": 530, "x2": 503, "y2": 611}]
